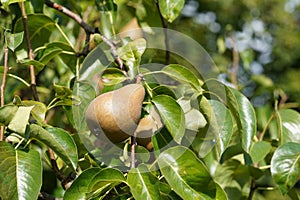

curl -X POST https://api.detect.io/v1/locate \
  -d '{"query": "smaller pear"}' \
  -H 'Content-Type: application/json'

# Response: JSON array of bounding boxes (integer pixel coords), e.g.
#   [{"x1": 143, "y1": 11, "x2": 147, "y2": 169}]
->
[
  {"x1": 86, "y1": 84, "x2": 145, "y2": 143},
  {"x1": 135, "y1": 107, "x2": 163, "y2": 150}
]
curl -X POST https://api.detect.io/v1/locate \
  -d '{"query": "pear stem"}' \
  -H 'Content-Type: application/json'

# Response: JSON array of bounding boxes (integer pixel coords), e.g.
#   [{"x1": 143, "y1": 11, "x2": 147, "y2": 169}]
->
[{"x1": 130, "y1": 135, "x2": 136, "y2": 168}]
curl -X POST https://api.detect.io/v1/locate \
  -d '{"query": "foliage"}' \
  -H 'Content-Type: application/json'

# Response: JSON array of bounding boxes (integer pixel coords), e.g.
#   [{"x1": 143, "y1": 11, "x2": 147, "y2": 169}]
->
[{"x1": 0, "y1": 0, "x2": 299, "y2": 200}]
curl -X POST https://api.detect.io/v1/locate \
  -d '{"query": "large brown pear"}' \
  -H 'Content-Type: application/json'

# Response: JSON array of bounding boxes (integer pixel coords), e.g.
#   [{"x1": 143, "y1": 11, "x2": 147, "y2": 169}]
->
[{"x1": 86, "y1": 84, "x2": 145, "y2": 143}]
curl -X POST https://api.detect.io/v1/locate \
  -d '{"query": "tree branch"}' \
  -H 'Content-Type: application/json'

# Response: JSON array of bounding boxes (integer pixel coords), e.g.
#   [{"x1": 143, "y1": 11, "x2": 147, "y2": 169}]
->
[
  {"x1": 20, "y1": 1, "x2": 39, "y2": 101},
  {"x1": 156, "y1": 1, "x2": 170, "y2": 65},
  {"x1": 229, "y1": 36, "x2": 239, "y2": 89},
  {"x1": 0, "y1": 47, "x2": 9, "y2": 141},
  {"x1": 44, "y1": 0, "x2": 123, "y2": 70}
]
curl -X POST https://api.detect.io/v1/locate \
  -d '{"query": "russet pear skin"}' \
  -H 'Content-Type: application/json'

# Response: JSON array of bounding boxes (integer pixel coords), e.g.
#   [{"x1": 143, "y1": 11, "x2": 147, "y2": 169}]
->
[
  {"x1": 135, "y1": 107, "x2": 163, "y2": 150},
  {"x1": 86, "y1": 84, "x2": 145, "y2": 143}
]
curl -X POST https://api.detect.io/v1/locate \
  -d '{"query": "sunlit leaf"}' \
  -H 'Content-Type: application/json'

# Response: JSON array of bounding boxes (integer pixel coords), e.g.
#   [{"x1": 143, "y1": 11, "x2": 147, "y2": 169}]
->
[
  {"x1": 158, "y1": 0, "x2": 185, "y2": 23},
  {"x1": 0, "y1": 142, "x2": 42, "y2": 200},
  {"x1": 29, "y1": 124, "x2": 78, "y2": 170},
  {"x1": 209, "y1": 100, "x2": 234, "y2": 156},
  {"x1": 162, "y1": 64, "x2": 202, "y2": 91},
  {"x1": 152, "y1": 95, "x2": 185, "y2": 143},
  {"x1": 118, "y1": 38, "x2": 147, "y2": 79},
  {"x1": 225, "y1": 86, "x2": 257, "y2": 153},
  {"x1": 278, "y1": 109, "x2": 300, "y2": 144},
  {"x1": 8, "y1": 106, "x2": 34, "y2": 135},
  {"x1": 22, "y1": 100, "x2": 47, "y2": 123},
  {"x1": 157, "y1": 146, "x2": 216, "y2": 199},
  {"x1": 4, "y1": 31, "x2": 24, "y2": 51},
  {"x1": 127, "y1": 164, "x2": 161, "y2": 199},
  {"x1": 271, "y1": 142, "x2": 300, "y2": 195}
]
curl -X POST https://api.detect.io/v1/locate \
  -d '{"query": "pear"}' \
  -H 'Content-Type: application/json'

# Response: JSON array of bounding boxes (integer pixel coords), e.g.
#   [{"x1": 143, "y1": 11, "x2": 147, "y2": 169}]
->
[
  {"x1": 135, "y1": 107, "x2": 163, "y2": 150},
  {"x1": 86, "y1": 84, "x2": 145, "y2": 143}
]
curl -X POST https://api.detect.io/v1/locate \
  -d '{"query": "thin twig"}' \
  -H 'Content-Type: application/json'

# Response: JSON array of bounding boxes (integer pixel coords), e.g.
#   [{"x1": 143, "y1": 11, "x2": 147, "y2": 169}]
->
[
  {"x1": 21, "y1": 0, "x2": 67, "y2": 189},
  {"x1": 0, "y1": 47, "x2": 9, "y2": 141},
  {"x1": 248, "y1": 178, "x2": 257, "y2": 200},
  {"x1": 20, "y1": 0, "x2": 39, "y2": 101},
  {"x1": 44, "y1": 0, "x2": 123, "y2": 70},
  {"x1": 229, "y1": 36, "x2": 239, "y2": 89},
  {"x1": 156, "y1": 1, "x2": 170, "y2": 65}
]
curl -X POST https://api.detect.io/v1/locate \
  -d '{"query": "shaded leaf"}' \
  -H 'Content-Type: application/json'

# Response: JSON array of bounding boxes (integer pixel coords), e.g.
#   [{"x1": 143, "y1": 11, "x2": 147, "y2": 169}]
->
[
  {"x1": 64, "y1": 168, "x2": 101, "y2": 200},
  {"x1": 250, "y1": 141, "x2": 272, "y2": 163},
  {"x1": 162, "y1": 64, "x2": 202, "y2": 91},
  {"x1": 64, "y1": 168, "x2": 125, "y2": 200},
  {"x1": 29, "y1": 124, "x2": 78, "y2": 170},
  {"x1": 88, "y1": 168, "x2": 126, "y2": 199},
  {"x1": 127, "y1": 164, "x2": 160, "y2": 200},
  {"x1": 157, "y1": 146, "x2": 216, "y2": 199},
  {"x1": 14, "y1": 14, "x2": 56, "y2": 49},
  {"x1": 158, "y1": 0, "x2": 185, "y2": 23},
  {"x1": 152, "y1": 95, "x2": 185, "y2": 143},
  {"x1": 152, "y1": 127, "x2": 173, "y2": 153},
  {"x1": 18, "y1": 59, "x2": 44, "y2": 73},
  {"x1": 271, "y1": 142, "x2": 300, "y2": 195},
  {"x1": 0, "y1": 142, "x2": 42, "y2": 200},
  {"x1": 38, "y1": 46, "x2": 63, "y2": 65},
  {"x1": 8, "y1": 106, "x2": 34, "y2": 135},
  {"x1": 0, "y1": 105, "x2": 18, "y2": 125},
  {"x1": 152, "y1": 85, "x2": 176, "y2": 99}
]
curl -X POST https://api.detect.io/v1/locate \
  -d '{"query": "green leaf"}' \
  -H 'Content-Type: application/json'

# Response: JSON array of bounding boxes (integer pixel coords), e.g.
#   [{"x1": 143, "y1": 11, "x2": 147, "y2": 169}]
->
[
  {"x1": 157, "y1": 146, "x2": 216, "y2": 199},
  {"x1": 162, "y1": 64, "x2": 202, "y2": 91},
  {"x1": 158, "y1": 0, "x2": 185, "y2": 23},
  {"x1": 152, "y1": 127, "x2": 173, "y2": 153},
  {"x1": 4, "y1": 31, "x2": 24, "y2": 51},
  {"x1": 249, "y1": 141, "x2": 272, "y2": 163},
  {"x1": 209, "y1": 100, "x2": 234, "y2": 156},
  {"x1": 18, "y1": 59, "x2": 45, "y2": 73},
  {"x1": 14, "y1": 14, "x2": 56, "y2": 49},
  {"x1": 102, "y1": 68, "x2": 127, "y2": 86},
  {"x1": 64, "y1": 168, "x2": 125, "y2": 200},
  {"x1": 0, "y1": 142, "x2": 42, "y2": 200},
  {"x1": 38, "y1": 46, "x2": 63, "y2": 65},
  {"x1": 22, "y1": 100, "x2": 47, "y2": 123},
  {"x1": 225, "y1": 86, "x2": 257, "y2": 153},
  {"x1": 46, "y1": 42, "x2": 76, "y2": 73},
  {"x1": 1, "y1": 0, "x2": 23, "y2": 9},
  {"x1": 8, "y1": 106, "x2": 34, "y2": 135},
  {"x1": 87, "y1": 168, "x2": 126, "y2": 199},
  {"x1": 152, "y1": 95, "x2": 185, "y2": 143},
  {"x1": 127, "y1": 164, "x2": 161, "y2": 200},
  {"x1": 0, "y1": 105, "x2": 18, "y2": 125},
  {"x1": 271, "y1": 142, "x2": 300, "y2": 195},
  {"x1": 118, "y1": 38, "x2": 147, "y2": 79},
  {"x1": 152, "y1": 85, "x2": 176, "y2": 99},
  {"x1": 278, "y1": 109, "x2": 300, "y2": 144},
  {"x1": 64, "y1": 168, "x2": 101, "y2": 200},
  {"x1": 29, "y1": 124, "x2": 78, "y2": 170}
]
